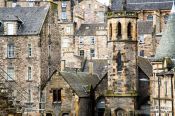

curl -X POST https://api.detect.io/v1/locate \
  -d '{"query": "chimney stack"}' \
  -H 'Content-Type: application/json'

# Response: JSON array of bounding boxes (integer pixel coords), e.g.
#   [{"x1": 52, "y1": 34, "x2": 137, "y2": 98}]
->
[{"x1": 61, "y1": 60, "x2": 65, "y2": 71}]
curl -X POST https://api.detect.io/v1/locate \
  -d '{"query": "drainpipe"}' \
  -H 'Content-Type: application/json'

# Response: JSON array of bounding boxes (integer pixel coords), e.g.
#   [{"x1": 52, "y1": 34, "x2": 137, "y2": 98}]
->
[{"x1": 171, "y1": 74, "x2": 174, "y2": 116}]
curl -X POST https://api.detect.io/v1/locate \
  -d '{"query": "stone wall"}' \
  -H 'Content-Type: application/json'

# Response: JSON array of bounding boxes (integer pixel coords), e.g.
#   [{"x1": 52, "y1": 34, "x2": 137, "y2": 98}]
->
[
  {"x1": 74, "y1": 35, "x2": 108, "y2": 60},
  {"x1": 45, "y1": 72, "x2": 77, "y2": 115}
]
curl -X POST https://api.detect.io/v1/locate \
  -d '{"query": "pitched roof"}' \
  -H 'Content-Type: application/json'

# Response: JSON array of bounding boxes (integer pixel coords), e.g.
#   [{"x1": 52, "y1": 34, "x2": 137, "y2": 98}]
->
[
  {"x1": 60, "y1": 72, "x2": 100, "y2": 97},
  {"x1": 155, "y1": 5, "x2": 175, "y2": 59},
  {"x1": 0, "y1": 6, "x2": 49, "y2": 35},
  {"x1": 111, "y1": 0, "x2": 173, "y2": 11},
  {"x1": 82, "y1": 59, "x2": 108, "y2": 79},
  {"x1": 75, "y1": 23, "x2": 106, "y2": 36},
  {"x1": 138, "y1": 56, "x2": 153, "y2": 77},
  {"x1": 137, "y1": 21, "x2": 153, "y2": 34}
]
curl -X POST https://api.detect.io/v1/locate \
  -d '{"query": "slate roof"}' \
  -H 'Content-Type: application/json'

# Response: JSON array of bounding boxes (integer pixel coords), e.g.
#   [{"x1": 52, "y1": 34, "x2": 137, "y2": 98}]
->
[
  {"x1": 111, "y1": 0, "x2": 173, "y2": 11},
  {"x1": 155, "y1": 5, "x2": 175, "y2": 59},
  {"x1": 60, "y1": 72, "x2": 100, "y2": 97},
  {"x1": 138, "y1": 56, "x2": 153, "y2": 77},
  {"x1": 0, "y1": 6, "x2": 49, "y2": 35},
  {"x1": 75, "y1": 23, "x2": 106, "y2": 36},
  {"x1": 83, "y1": 59, "x2": 108, "y2": 79},
  {"x1": 137, "y1": 21, "x2": 153, "y2": 34}
]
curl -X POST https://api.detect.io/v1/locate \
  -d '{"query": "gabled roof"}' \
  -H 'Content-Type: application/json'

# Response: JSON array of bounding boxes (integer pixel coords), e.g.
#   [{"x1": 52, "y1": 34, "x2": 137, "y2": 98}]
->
[
  {"x1": 155, "y1": 4, "x2": 175, "y2": 59},
  {"x1": 60, "y1": 72, "x2": 100, "y2": 97},
  {"x1": 82, "y1": 59, "x2": 108, "y2": 79},
  {"x1": 0, "y1": 6, "x2": 49, "y2": 35},
  {"x1": 137, "y1": 21, "x2": 153, "y2": 35},
  {"x1": 111, "y1": 0, "x2": 173, "y2": 11},
  {"x1": 75, "y1": 23, "x2": 106, "y2": 36}
]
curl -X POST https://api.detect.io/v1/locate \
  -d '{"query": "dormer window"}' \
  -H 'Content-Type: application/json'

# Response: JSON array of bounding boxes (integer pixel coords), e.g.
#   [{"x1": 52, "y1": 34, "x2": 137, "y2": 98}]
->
[{"x1": 7, "y1": 23, "x2": 15, "y2": 35}]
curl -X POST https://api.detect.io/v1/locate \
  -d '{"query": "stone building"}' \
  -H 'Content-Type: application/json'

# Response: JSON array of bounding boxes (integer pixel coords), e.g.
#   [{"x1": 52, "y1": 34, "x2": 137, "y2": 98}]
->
[
  {"x1": 106, "y1": 2, "x2": 138, "y2": 115},
  {"x1": 74, "y1": 23, "x2": 108, "y2": 60},
  {"x1": 0, "y1": 4, "x2": 60, "y2": 115},
  {"x1": 42, "y1": 71, "x2": 100, "y2": 116},
  {"x1": 149, "y1": 5, "x2": 175, "y2": 115},
  {"x1": 111, "y1": 0, "x2": 173, "y2": 58},
  {"x1": 73, "y1": 0, "x2": 107, "y2": 29}
]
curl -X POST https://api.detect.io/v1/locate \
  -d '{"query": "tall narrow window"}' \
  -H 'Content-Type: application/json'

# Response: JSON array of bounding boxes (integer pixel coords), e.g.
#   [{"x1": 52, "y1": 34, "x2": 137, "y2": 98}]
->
[
  {"x1": 7, "y1": 44, "x2": 15, "y2": 58},
  {"x1": 7, "y1": 67, "x2": 14, "y2": 80},
  {"x1": 109, "y1": 23, "x2": 112, "y2": 40},
  {"x1": 28, "y1": 67, "x2": 32, "y2": 80},
  {"x1": 117, "y1": 22, "x2": 122, "y2": 39},
  {"x1": 140, "y1": 50, "x2": 144, "y2": 57},
  {"x1": 53, "y1": 89, "x2": 61, "y2": 102},
  {"x1": 28, "y1": 44, "x2": 32, "y2": 57},
  {"x1": 48, "y1": 45, "x2": 51, "y2": 57},
  {"x1": 90, "y1": 49, "x2": 95, "y2": 57},
  {"x1": 79, "y1": 37, "x2": 83, "y2": 44},
  {"x1": 90, "y1": 37, "x2": 95, "y2": 44},
  {"x1": 165, "y1": 81, "x2": 167, "y2": 96},
  {"x1": 61, "y1": 12, "x2": 67, "y2": 20},
  {"x1": 79, "y1": 50, "x2": 84, "y2": 57},
  {"x1": 116, "y1": 51, "x2": 122, "y2": 71},
  {"x1": 164, "y1": 15, "x2": 169, "y2": 24},
  {"x1": 7, "y1": 23, "x2": 14, "y2": 35},
  {"x1": 28, "y1": 89, "x2": 32, "y2": 103},
  {"x1": 127, "y1": 22, "x2": 132, "y2": 39}
]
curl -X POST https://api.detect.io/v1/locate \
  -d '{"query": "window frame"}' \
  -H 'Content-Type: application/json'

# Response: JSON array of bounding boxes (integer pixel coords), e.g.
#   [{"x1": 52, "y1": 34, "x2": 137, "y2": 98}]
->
[
  {"x1": 79, "y1": 50, "x2": 84, "y2": 57},
  {"x1": 7, "y1": 44, "x2": 15, "y2": 58},
  {"x1": 28, "y1": 44, "x2": 32, "y2": 57},
  {"x1": 53, "y1": 89, "x2": 61, "y2": 102},
  {"x1": 7, "y1": 23, "x2": 14, "y2": 35},
  {"x1": 90, "y1": 49, "x2": 95, "y2": 57},
  {"x1": 7, "y1": 66, "x2": 14, "y2": 81},
  {"x1": 27, "y1": 66, "x2": 32, "y2": 80},
  {"x1": 90, "y1": 37, "x2": 95, "y2": 44},
  {"x1": 61, "y1": 12, "x2": 67, "y2": 20}
]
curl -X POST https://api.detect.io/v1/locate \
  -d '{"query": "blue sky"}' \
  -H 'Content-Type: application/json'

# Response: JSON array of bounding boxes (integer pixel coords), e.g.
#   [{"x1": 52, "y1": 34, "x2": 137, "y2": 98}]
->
[{"x1": 97, "y1": 0, "x2": 109, "y2": 5}]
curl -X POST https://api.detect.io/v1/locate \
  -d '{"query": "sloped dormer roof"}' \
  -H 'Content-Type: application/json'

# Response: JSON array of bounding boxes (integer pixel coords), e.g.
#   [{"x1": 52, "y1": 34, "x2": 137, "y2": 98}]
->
[
  {"x1": 155, "y1": 3, "x2": 175, "y2": 59},
  {"x1": 0, "y1": 6, "x2": 49, "y2": 35}
]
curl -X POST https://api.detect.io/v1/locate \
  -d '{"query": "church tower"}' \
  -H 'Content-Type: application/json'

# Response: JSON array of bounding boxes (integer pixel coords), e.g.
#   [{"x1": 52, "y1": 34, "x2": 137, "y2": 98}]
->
[{"x1": 106, "y1": 0, "x2": 138, "y2": 115}]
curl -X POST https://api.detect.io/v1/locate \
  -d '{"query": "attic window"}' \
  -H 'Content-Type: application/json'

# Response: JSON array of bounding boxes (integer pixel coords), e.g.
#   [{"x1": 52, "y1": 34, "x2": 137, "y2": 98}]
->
[
  {"x1": 147, "y1": 15, "x2": 153, "y2": 21},
  {"x1": 7, "y1": 23, "x2": 15, "y2": 35}
]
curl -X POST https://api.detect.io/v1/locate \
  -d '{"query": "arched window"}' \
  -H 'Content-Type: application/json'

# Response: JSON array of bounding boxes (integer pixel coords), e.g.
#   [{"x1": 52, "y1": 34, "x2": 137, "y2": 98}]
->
[
  {"x1": 117, "y1": 22, "x2": 122, "y2": 39},
  {"x1": 116, "y1": 50, "x2": 122, "y2": 71},
  {"x1": 127, "y1": 22, "x2": 132, "y2": 40},
  {"x1": 147, "y1": 15, "x2": 153, "y2": 21},
  {"x1": 164, "y1": 14, "x2": 169, "y2": 24},
  {"x1": 109, "y1": 23, "x2": 112, "y2": 40}
]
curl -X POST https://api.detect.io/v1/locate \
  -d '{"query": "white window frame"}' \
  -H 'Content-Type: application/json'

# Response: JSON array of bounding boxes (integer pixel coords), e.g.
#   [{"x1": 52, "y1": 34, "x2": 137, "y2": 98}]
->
[
  {"x1": 28, "y1": 44, "x2": 32, "y2": 57},
  {"x1": 27, "y1": 66, "x2": 32, "y2": 80},
  {"x1": 28, "y1": 89, "x2": 33, "y2": 103},
  {"x1": 7, "y1": 44, "x2": 15, "y2": 58},
  {"x1": 7, "y1": 23, "x2": 14, "y2": 35},
  {"x1": 7, "y1": 67, "x2": 14, "y2": 81}
]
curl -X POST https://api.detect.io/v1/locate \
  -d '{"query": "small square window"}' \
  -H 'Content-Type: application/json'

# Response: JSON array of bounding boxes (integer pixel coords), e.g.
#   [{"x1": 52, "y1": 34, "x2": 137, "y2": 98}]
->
[{"x1": 7, "y1": 44, "x2": 15, "y2": 58}]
